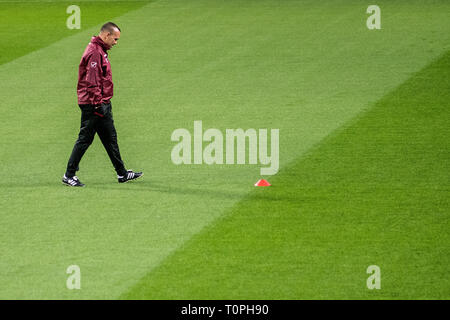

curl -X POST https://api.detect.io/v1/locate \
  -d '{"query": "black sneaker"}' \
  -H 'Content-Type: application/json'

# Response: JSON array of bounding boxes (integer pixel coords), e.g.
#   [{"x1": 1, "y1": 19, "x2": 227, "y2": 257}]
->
[
  {"x1": 62, "y1": 175, "x2": 85, "y2": 187},
  {"x1": 118, "y1": 170, "x2": 143, "y2": 183}
]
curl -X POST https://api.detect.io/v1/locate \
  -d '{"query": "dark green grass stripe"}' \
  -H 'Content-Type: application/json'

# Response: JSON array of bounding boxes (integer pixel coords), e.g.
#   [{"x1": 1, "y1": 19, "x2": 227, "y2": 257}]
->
[
  {"x1": 121, "y1": 51, "x2": 450, "y2": 299},
  {"x1": 0, "y1": 1, "x2": 152, "y2": 66}
]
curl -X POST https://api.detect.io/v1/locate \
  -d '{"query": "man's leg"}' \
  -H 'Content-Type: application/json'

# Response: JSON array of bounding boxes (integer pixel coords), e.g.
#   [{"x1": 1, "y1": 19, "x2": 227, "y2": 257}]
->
[
  {"x1": 95, "y1": 102, "x2": 128, "y2": 177},
  {"x1": 65, "y1": 104, "x2": 97, "y2": 177}
]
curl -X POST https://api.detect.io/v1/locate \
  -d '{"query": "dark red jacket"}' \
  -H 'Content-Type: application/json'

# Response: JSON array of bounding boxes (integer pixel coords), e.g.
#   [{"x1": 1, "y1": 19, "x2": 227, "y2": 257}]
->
[{"x1": 77, "y1": 36, "x2": 113, "y2": 105}]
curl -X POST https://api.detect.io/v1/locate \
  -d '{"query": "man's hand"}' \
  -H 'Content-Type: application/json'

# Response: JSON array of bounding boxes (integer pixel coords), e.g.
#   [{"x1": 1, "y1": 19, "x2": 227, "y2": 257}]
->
[{"x1": 93, "y1": 103, "x2": 107, "y2": 117}]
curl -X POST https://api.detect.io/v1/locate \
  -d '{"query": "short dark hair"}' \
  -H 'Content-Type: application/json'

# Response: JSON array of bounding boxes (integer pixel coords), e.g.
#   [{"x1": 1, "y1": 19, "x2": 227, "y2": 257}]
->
[{"x1": 101, "y1": 22, "x2": 121, "y2": 33}]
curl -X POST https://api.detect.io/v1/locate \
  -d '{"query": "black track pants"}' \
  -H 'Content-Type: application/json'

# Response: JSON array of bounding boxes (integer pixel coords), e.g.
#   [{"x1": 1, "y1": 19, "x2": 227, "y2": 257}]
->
[{"x1": 65, "y1": 102, "x2": 127, "y2": 177}]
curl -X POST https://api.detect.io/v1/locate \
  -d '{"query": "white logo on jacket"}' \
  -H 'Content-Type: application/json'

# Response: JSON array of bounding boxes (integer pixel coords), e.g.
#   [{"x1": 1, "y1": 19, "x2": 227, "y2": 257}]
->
[{"x1": 90, "y1": 61, "x2": 97, "y2": 68}]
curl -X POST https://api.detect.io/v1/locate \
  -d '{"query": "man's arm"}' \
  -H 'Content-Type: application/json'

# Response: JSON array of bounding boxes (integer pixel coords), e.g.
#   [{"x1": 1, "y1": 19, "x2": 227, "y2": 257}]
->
[{"x1": 85, "y1": 51, "x2": 103, "y2": 106}]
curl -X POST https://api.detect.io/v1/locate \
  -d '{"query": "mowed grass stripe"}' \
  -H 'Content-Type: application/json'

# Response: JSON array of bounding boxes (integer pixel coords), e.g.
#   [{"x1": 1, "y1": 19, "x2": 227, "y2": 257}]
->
[
  {"x1": 0, "y1": 1, "x2": 152, "y2": 66},
  {"x1": 122, "y1": 52, "x2": 450, "y2": 299}
]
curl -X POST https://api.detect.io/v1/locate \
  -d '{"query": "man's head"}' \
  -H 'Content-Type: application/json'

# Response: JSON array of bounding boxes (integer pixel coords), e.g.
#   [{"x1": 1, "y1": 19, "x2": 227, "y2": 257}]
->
[{"x1": 99, "y1": 22, "x2": 121, "y2": 48}]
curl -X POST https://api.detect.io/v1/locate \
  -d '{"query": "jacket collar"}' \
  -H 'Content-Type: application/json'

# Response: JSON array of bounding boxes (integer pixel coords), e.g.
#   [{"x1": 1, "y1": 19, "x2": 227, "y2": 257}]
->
[{"x1": 91, "y1": 36, "x2": 111, "y2": 52}]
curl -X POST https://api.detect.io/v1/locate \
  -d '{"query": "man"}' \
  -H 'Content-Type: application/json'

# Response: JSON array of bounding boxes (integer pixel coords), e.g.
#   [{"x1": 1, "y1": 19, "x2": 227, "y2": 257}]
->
[{"x1": 63, "y1": 22, "x2": 142, "y2": 187}]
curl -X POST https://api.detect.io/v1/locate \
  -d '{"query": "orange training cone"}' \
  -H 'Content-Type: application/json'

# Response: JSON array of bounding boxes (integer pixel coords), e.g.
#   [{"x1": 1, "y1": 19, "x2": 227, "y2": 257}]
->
[{"x1": 254, "y1": 179, "x2": 271, "y2": 187}]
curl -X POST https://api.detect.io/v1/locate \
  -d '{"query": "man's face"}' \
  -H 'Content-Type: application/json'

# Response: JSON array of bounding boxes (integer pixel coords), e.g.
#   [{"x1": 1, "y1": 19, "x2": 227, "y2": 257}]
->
[{"x1": 104, "y1": 29, "x2": 121, "y2": 48}]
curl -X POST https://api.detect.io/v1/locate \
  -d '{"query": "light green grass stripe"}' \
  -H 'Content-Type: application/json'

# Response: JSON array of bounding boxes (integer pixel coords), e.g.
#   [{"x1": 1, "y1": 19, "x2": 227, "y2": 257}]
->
[
  {"x1": 122, "y1": 50, "x2": 450, "y2": 300},
  {"x1": 0, "y1": 1, "x2": 153, "y2": 66},
  {"x1": 0, "y1": 1, "x2": 149, "y2": 3}
]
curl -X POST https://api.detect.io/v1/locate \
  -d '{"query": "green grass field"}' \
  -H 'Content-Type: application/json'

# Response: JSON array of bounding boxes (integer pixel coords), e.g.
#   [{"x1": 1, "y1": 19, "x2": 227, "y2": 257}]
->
[{"x1": 0, "y1": 0, "x2": 449, "y2": 299}]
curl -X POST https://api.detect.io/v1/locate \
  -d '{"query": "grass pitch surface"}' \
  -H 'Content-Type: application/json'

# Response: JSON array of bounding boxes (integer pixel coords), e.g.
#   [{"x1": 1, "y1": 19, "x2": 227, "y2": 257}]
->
[{"x1": 0, "y1": 0, "x2": 448, "y2": 299}]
